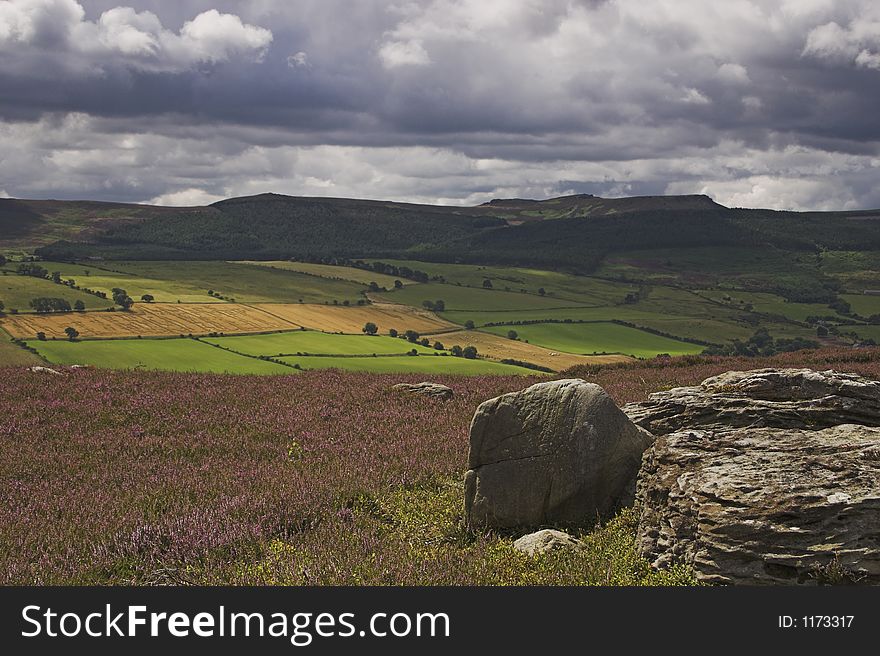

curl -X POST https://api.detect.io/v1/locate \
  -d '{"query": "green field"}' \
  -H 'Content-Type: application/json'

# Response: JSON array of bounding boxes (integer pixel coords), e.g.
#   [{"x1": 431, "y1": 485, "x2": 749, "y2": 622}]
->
[
  {"x1": 0, "y1": 270, "x2": 113, "y2": 312},
  {"x1": 238, "y1": 261, "x2": 410, "y2": 288},
  {"x1": 483, "y1": 322, "x2": 703, "y2": 358},
  {"x1": 44, "y1": 261, "x2": 365, "y2": 303},
  {"x1": 382, "y1": 282, "x2": 593, "y2": 312},
  {"x1": 278, "y1": 354, "x2": 538, "y2": 374},
  {"x1": 371, "y1": 259, "x2": 635, "y2": 305},
  {"x1": 29, "y1": 337, "x2": 293, "y2": 374},
  {"x1": 203, "y1": 331, "x2": 436, "y2": 356},
  {"x1": 698, "y1": 289, "x2": 835, "y2": 322},
  {"x1": 841, "y1": 293, "x2": 880, "y2": 317},
  {"x1": 0, "y1": 328, "x2": 42, "y2": 366},
  {"x1": 38, "y1": 262, "x2": 227, "y2": 304}
]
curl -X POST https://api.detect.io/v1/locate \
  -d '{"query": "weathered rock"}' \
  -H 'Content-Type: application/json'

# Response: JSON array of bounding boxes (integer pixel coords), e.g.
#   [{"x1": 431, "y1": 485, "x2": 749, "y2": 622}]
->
[
  {"x1": 636, "y1": 424, "x2": 880, "y2": 585},
  {"x1": 624, "y1": 368, "x2": 880, "y2": 435},
  {"x1": 513, "y1": 529, "x2": 582, "y2": 556},
  {"x1": 28, "y1": 366, "x2": 64, "y2": 376},
  {"x1": 391, "y1": 382, "x2": 454, "y2": 400},
  {"x1": 465, "y1": 379, "x2": 653, "y2": 529}
]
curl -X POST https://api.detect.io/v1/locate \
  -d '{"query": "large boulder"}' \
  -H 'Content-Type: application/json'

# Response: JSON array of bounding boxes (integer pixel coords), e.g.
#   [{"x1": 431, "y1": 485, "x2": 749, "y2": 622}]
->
[
  {"x1": 465, "y1": 379, "x2": 653, "y2": 529},
  {"x1": 391, "y1": 382, "x2": 454, "y2": 400},
  {"x1": 624, "y1": 368, "x2": 880, "y2": 435},
  {"x1": 636, "y1": 424, "x2": 880, "y2": 585}
]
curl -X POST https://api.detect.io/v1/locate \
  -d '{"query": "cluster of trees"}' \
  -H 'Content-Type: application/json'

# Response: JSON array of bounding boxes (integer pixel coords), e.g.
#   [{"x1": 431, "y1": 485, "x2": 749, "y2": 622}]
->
[
  {"x1": 422, "y1": 299, "x2": 445, "y2": 312},
  {"x1": 352, "y1": 261, "x2": 432, "y2": 283},
  {"x1": 111, "y1": 288, "x2": 134, "y2": 310},
  {"x1": 17, "y1": 263, "x2": 48, "y2": 278},
  {"x1": 702, "y1": 328, "x2": 819, "y2": 357},
  {"x1": 29, "y1": 297, "x2": 73, "y2": 313}
]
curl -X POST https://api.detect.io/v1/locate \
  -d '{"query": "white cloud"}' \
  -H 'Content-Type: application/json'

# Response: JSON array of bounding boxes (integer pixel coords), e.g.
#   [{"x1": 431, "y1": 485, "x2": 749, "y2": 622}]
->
[
  {"x1": 378, "y1": 39, "x2": 430, "y2": 68},
  {"x1": 287, "y1": 51, "x2": 309, "y2": 68},
  {"x1": 803, "y1": 14, "x2": 880, "y2": 69},
  {"x1": 148, "y1": 187, "x2": 226, "y2": 207},
  {"x1": 0, "y1": 0, "x2": 272, "y2": 73}
]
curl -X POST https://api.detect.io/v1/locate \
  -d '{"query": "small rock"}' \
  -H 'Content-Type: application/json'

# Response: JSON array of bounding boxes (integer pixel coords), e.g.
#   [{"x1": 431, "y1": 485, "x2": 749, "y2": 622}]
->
[
  {"x1": 28, "y1": 366, "x2": 64, "y2": 376},
  {"x1": 513, "y1": 529, "x2": 582, "y2": 556},
  {"x1": 391, "y1": 382, "x2": 454, "y2": 400}
]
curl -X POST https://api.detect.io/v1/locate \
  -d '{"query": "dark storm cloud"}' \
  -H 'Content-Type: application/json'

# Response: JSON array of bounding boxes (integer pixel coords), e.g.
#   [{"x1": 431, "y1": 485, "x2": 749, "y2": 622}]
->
[{"x1": 0, "y1": 0, "x2": 879, "y2": 209}]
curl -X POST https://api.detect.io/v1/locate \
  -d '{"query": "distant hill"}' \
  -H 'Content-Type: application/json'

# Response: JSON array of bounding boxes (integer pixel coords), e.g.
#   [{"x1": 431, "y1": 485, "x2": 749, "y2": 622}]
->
[{"x1": 11, "y1": 191, "x2": 880, "y2": 273}]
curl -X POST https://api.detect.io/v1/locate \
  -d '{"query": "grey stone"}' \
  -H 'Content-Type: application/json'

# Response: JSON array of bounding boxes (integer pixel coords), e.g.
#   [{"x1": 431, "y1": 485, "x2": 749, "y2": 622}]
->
[
  {"x1": 636, "y1": 424, "x2": 880, "y2": 585},
  {"x1": 465, "y1": 379, "x2": 653, "y2": 529},
  {"x1": 391, "y1": 382, "x2": 454, "y2": 400},
  {"x1": 28, "y1": 366, "x2": 64, "y2": 376},
  {"x1": 513, "y1": 529, "x2": 582, "y2": 556},
  {"x1": 624, "y1": 368, "x2": 880, "y2": 435}
]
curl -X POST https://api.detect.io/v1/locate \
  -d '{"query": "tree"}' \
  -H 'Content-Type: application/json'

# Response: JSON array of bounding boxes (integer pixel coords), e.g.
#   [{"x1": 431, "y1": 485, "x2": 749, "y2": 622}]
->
[
  {"x1": 404, "y1": 330, "x2": 420, "y2": 343},
  {"x1": 51, "y1": 271, "x2": 62, "y2": 284},
  {"x1": 36, "y1": 331, "x2": 46, "y2": 341},
  {"x1": 537, "y1": 287, "x2": 546, "y2": 296},
  {"x1": 394, "y1": 280, "x2": 403, "y2": 289},
  {"x1": 419, "y1": 337, "x2": 430, "y2": 347},
  {"x1": 17, "y1": 263, "x2": 48, "y2": 278},
  {"x1": 64, "y1": 327, "x2": 79, "y2": 341},
  {"x1": 422, "y1": 300, "x2": 435, "y2": 310},
  {"x1": 141, "y1": 294, "x2": 155, "y2": 303},
  {"x1": 0, "y1": 254, "x2": 6, "y2": 267},
  {"x1": 363, "y1": 322, "x2": 378, "y2": 335},
  {"x1": 817, "y1": 325, "x2": 829, "y2": 337},
  {"x1": 368, "y1": 281, "x2": 380, "y2": 292},
  {"x1": 464, "y1": 320, "x2": 475, "y2": 330},
  {"x1": 507, "y1": 329, "x2": 518, "y2": 340},
  {"x1": 433, "y1": 299, "x2": 445, "y2": 312},
  {"x1": 111, "y1": 288, "x2": 134, "y2": 310},
  {"x1": 388, "y1": 328, "x2": 398, "y2": 338},
  {"x1": 0, "y1": 300, "x2": 4, "y2": 313},
  {"x1": 74, "y1": 300, "x2": 85, "y2": 312},
  {"x1": 433, "y1": 341, "x2": 444, "y2": 350},
  {"x1": 450, "y1": 345, "x2": 463, "y2": 357},
  {"x1": 462, "y1": 345, "x2": 478, "y2": 359},
  {"x1": 482, "y1": 279, "x2": 493, "y2": 289},
  {"x1": 29, "y1": 297, "x2": 72, "y2": 313}
]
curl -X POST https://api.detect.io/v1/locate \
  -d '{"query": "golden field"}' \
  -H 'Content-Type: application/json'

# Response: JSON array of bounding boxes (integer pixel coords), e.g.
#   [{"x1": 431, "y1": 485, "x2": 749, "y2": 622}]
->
[
  {"x1": 0, "y1": 303, "x2": 301, "y2": 339},
  {"x1": 252, "y1": 302, "x2": 457, "y2": 334}
]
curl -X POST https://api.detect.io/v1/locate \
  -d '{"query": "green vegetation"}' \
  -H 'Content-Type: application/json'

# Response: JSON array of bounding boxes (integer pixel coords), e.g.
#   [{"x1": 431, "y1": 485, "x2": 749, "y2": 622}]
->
[
  {"x1": 484, "y1": 322, "x2": 703, "y2": 358},
  {"x1": 278, "y1": 354, "x2": 537, "y2": 374},
  {"x1": 202, "y1": 331, "x2": 436, "y2": 356},
  {"x1": 239, "y1": 260, "x2": 408, "y2": 288},
  {"x1": 0, "y1": 328, "x2": 41, "y2": 366},
  {"x1": 28, "y1": 337, "x2": 293, "y2": 374},
  {"x1": 0, "y1": 269, "x2": 112, "y2": 312},
  {"x1": 384, "y1": 282, "x2": 592, "y2": 312}
]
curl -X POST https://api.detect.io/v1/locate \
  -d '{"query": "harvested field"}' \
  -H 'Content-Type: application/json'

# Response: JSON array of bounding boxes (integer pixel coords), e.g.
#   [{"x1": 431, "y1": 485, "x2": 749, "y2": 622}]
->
[
  {"x1": 434, "y1": 329, "x2": 631, "y2": 371},
  {"x1": 0, "y1": 303, "x2": 300, "y2": 339},
  {"x1": 252, "y1": 302, "x2": 456, "y2": 334}
]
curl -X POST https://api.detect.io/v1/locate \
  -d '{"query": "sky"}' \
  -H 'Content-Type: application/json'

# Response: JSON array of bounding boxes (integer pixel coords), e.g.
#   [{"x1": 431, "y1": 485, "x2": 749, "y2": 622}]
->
[{"x1": 1, "y1": 0, "x2": 879, "y2": 210}]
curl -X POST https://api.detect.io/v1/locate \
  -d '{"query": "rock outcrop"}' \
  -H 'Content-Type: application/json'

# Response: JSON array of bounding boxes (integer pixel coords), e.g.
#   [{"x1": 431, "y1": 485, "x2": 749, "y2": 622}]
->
[
  {"x1": 637, "y1": 424, "x2": 880, "y2": 585},
  {"x1": 391, "y1": 382, "x2": 454, "y2": 400},
  {"x1": 624, "y1": 368, "x2": 880, "y2": 435},
  {"x1": 28, "y1": 366, "x2": 64, "y2": 376},
  {"x1": 465, "y1": 379, "x2": 653, "y2": 529},
  {"x1": 632, "y1": 368, "x2": 880, "y2": 585},
  {"x1": 513, "y1": 529, "x2": 582, "y2": 556}
]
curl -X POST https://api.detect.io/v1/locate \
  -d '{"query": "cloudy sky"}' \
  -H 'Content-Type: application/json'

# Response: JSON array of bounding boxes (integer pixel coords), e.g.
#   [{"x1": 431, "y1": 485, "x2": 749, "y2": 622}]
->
[{"x1": 1, "y1": 0, "x2": 879, "y2": 209}]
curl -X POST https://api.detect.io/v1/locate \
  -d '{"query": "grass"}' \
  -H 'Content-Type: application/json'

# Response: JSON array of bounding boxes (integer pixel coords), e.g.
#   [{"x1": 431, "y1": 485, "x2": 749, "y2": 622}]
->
[
  {"x1": 382, "y1": 282, "x2": 594, "y2": 312},
  {"x1": 28, "y1": 337, "x2": 293, "y2": 374},
  {"x1": 238, "y1": 261, "x2": 411, "y2": 288},
  {"x1": 698, "y1": 289, "x2": 835, "y2": 322},
  {"x1": 841, "y1": 293, "x2": 880, "y2": 317},
  {"x1": 38, "y1": 261, "x2": 227, "y2": 304},
  {"x1": 278, "y1": 354, "x2": 539, "y2": 374},
  {"x1": 203, "y1": 331, "x2": 437, "y2": 356},
  {"x1": 0, "y1": 327, "x2": 42, "y2": 366},
  {"x1": 368, "y1": 259, "x2": 635, "y2": 305},
  {"x1": 106, "y1": 261, "x2": 369, "y2": 304},
  {"x1": 0, "y1": 269, "x2": 113, "y2": 311},
  {"x1": 484, "y1": 322, "x2": 704, "y2": 358}
]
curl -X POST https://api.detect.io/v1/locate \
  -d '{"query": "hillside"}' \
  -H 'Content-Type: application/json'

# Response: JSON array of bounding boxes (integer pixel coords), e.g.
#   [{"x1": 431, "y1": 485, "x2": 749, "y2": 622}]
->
[{"x1": 14, "y1": 192, "x2": 880, "y2": 274}]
